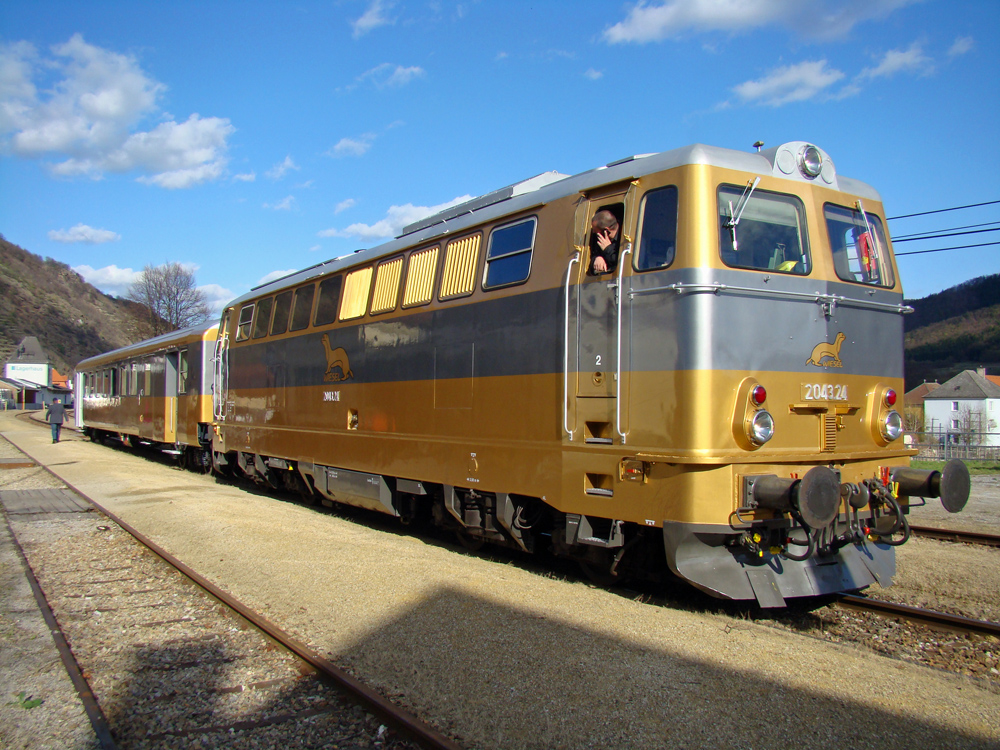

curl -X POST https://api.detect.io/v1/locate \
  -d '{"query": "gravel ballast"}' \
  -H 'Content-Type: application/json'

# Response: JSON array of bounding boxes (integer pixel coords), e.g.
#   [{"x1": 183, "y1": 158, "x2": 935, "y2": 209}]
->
[{"x1": 2, "y1": 412, "x2": 998, "y2": 749}]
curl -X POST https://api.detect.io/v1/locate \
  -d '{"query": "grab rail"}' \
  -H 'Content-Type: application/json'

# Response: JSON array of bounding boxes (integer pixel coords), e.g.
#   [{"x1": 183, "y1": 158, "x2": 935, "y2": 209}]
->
[
  {"x1": 628, "y1": 281, "x2": 913, "y2": 315},
  {"x1": 616, "y1": 241, "x2": 633, "y2": 444},
  {"x1": 563, "y1": 252, "x2": 580, "y2": 440}
]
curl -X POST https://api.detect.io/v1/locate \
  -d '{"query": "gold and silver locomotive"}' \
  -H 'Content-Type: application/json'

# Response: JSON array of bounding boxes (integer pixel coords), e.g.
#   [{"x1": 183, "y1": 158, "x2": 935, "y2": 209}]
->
[{"x1": 202, "y1": 140, "x2": 969, "y2": 606}]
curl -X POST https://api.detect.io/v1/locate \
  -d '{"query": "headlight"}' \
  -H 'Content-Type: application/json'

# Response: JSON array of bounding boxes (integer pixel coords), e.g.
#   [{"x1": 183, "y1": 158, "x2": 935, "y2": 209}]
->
[
  {"x1": 798, "y1": 145, "x2": 822, "y2": 178},
  {"x1": 882, "y1": 410, "x2": 903, "y2": 442},
  {"x1": 749, "y1": 410, "x2": 775, "y2": 445}
]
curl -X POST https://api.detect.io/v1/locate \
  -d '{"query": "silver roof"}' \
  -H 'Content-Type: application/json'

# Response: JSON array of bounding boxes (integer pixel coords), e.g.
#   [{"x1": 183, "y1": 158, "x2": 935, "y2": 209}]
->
[
  {"x1": 75, "y1": 323, "x2": 218, "y2": 370},
  {"x1": 227, "y1": 142, "x2": 882, "y2": 309}
]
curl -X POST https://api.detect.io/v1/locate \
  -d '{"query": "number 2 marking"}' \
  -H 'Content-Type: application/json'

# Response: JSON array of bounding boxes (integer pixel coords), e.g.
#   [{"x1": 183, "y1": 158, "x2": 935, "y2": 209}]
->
[{"x1": 596, "y1": 355, "x2": 602, "y2": 367}]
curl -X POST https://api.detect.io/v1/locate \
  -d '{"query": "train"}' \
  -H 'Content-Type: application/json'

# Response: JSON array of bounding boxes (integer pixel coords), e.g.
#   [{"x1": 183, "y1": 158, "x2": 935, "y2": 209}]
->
[
  {"x1": 75, "y1": 140, "x2": 970, "y2": 607},
  {"x1": 74, "y1": 323, "x2": 218, "y2": 471}
]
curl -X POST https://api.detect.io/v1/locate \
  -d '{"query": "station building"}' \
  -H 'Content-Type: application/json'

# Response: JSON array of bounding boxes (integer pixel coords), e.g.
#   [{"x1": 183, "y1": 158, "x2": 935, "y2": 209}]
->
[{"x1": 2, "y1": 336, "x2": 73, "y2": 409}]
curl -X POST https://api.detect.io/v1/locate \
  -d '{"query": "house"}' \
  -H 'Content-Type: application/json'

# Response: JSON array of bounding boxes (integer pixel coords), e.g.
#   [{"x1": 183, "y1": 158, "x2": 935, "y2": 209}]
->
[
  {"x1": 923, "y1": 368, "x2": 1000, "y2": 446},
  {"x1": 903, "y1": 381, "x2": 939, "y2": 432},
  {"x1": 2, "y1": 336, "x2": 73, "y2": 408}
]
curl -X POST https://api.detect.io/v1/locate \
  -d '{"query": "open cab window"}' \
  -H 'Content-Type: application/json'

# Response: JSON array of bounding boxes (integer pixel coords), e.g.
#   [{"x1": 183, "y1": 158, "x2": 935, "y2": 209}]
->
[
  {"x1": 825, "y1": 203, "x2": 895, "y2": 288},
  {"x1": 718, "y1": 184, "x2": 810, "y2": 275}
]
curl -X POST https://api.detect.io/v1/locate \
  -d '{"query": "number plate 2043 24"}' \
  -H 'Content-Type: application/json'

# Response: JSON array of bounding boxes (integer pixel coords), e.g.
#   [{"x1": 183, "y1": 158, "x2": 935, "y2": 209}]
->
[{"x1": 801, "y1": 383, "x2": 848, "y2": 401}]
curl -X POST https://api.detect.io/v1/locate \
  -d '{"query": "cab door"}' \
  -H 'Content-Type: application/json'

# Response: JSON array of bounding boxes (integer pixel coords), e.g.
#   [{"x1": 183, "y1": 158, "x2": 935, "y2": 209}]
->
[{"x1": 573, "y1": 181, "x2": 637, "y2": 441}]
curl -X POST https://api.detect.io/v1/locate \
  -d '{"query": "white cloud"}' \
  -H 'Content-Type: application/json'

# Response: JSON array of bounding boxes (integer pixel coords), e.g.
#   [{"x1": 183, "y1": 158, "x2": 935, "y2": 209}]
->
[
  {"x1": 948, "y1": 36, "x2": 974, "y2": 57},
  {"x1": 329, "y1": 134, "x2": 376, "y2": 157},
  {"x1": 335, "y1": 198, "x2": 357, "y2": 214},
  {"x1": 257, "y1": 269, "x2": 300, "y2": 286},
  {"x1": 603, "y1": 0, "x2": 920, "y2": 44},
  {"x1": 233, "y1": 171, "x2": 256, "y2": 182},
  {"x1": 264, "y1": 195, "x2": 296, "y2": 211},
  {"x1": 584, "y1": 68, "x2": 604, "y2": 80},
  {"x1": 309, "y1": 244, "x2": 322, "y2": 252},
  {"x1": 318, "y1": 195, "x2": 475, "y2": 240},
  {"x1": 198, "y1": 283, "x2": 235, "y2": 315},
  {"x1": 860, "y1": 42, "x2": 934, "y2": 79},
  {"x1": 731, "y1": 60, "x2": 845, "y2": 106},
  {"x1": 48, "y1": 223, "x2": 120, "y2": 244},
  {"x1": 351, "y1": 63, "x2": 426, "y2": 90},
  {"x1": 0, "y1": 35, "x2": 233, "y2": 187},
  {"x1": 72, "y1": 263, "x2": 139, "y2": 296},
  {"x1": 352, "y1": 0, "x2": 394, "y2": 38},
  {"x1": 266, "y1": 155, "x2": 299, "y2": 180}
]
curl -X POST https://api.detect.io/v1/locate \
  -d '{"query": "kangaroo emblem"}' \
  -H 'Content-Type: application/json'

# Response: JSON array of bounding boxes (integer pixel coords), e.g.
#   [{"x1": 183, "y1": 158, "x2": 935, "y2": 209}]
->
[
  {"x1": 806, "y1": 332, "x2": 846, "y2": 368},
  {"x1": 321, "y1": 335, "x2": 354, "y2": 382}
]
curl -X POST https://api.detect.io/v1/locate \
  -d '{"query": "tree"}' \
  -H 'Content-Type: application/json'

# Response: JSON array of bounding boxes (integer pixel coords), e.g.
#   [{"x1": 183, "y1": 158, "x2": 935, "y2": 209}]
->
[{"x1": 127, "y1": 262, "x2": 212, "y2": 337}]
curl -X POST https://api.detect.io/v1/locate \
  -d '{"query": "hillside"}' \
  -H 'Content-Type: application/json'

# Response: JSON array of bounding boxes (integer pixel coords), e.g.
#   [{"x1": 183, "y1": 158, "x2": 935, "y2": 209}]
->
[
  {"x1": 904, "y1": 275, "x2": 1000, "y2": 390},
  {"x1": 0, "y1": 235, "x2": 149, "y2": 376}
]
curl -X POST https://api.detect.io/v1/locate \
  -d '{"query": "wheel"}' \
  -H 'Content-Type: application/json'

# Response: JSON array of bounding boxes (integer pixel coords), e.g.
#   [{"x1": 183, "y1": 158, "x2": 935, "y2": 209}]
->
[
  {"x1": 455, "y1": 529, "x2": 485, "y2": 552},
  {"x1": 579, "y1": 559, "x2": 622, "y2": 587}
]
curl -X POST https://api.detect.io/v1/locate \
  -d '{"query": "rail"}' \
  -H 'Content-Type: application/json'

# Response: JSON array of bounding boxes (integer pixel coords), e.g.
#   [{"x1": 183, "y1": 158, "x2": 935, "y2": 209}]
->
[
  {"x1": 19, "y1": 443, "x2": 464, "y2": 750},
  {"x1": 837, "y1": 595, "x2": 1000, "y2": 638},
  {"x1": 563, "y1": 252, "x2": 579, "y2": 440},
  {"x1": 908, "y1": 525, "x2": 1000, "y2": 547},
  {"x1": 629, "y1": 281, "x2": 913, "y2": 315},
  {"x1": 616, "y1": 241, "x2": 633, "y2": 444}
]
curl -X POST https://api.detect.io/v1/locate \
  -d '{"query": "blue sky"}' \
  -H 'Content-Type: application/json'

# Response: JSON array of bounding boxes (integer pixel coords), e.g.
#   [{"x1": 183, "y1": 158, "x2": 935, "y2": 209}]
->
[{"x1": 1, "y1": 0, "x2": 997, "y2": 311}]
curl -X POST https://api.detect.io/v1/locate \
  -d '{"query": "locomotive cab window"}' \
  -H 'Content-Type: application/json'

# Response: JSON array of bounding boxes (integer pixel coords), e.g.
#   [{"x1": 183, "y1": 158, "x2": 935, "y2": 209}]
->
[
  {"x1": 289, "y1": 284, "x2": 315, "y2": 332},
  {"x1": 825, "y1": 204, "x2": 895, "y2": 287},
  {"x1": 484, "y1": 217, "x2": 536, "y2": 288},
  {"x1": 718, "y1": 186, "x2": 810, "y2": 274},
  {"x1": 635, "y1": 186, "x2": 678, "y2": 271},
  {"x1": 588, "y1": 203, "x2": 624, "y2": 276},
  {"x1": 235, "y1": 303, "x2": 255, "y2": 342}
]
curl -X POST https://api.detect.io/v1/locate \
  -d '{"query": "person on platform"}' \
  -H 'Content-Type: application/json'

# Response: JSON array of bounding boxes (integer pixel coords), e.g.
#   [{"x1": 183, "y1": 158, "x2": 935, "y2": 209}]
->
[{"x1": 45, "y1": 397, "x2": 66, "y2": 443}]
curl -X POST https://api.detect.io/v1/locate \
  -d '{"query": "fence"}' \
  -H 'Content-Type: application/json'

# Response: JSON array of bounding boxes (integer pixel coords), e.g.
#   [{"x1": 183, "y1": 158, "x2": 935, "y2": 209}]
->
[{"x1": 907, "y1": 430, "x2": 1000, "y2": 461}]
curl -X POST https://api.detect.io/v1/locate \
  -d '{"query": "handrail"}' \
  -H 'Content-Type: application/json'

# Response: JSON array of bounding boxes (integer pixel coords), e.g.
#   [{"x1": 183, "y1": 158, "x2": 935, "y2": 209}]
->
[
  {"x1": 628, "y1": 281, "x2": 913, "y2": 315},
  {"x1": 563, "y1": 253, "x2": 580, "y2": 439},
  {"x1": 616, "y1": 241, "x2": 633, "y2": 444},
  {"x1": 212, "y1": 332, "x2": 229, "y2": 420}
]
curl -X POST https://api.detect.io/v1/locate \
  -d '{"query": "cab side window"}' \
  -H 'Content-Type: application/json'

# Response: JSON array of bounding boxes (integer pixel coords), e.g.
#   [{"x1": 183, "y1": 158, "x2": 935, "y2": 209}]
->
[
  {"x1": 485, "y1": 218, "x2": 535, "y2": 288},
  {"x1": 235, "y1": 303, "x2": 255, "y2": 341},
  {"x1": 635, "y1": 187, "x2": 678, "y2": 271}
]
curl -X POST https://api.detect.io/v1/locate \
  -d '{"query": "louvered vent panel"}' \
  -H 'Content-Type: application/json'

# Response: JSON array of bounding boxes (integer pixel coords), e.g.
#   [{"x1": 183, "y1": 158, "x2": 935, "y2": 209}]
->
[{"x1": 822, "y1": 414, "x2": 837, "y2": 452}]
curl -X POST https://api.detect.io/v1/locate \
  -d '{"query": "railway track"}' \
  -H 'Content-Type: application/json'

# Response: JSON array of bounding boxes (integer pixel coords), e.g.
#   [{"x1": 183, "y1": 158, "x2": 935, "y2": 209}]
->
[
  {"x1": 837, "y1": 595, "x2": 1000, "y2": 639},
  {"x1": 909, "y1": 524, "x2": 1000, "y2": 547},
  {"x1": 2, "y1": 440, "x2": 462, "y2": 750}
]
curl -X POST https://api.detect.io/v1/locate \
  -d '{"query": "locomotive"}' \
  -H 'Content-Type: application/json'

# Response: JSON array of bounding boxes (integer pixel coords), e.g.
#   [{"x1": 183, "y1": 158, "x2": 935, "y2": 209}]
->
[{"x1": 77, "y1": 141, "x2": 969, "y2": 607}]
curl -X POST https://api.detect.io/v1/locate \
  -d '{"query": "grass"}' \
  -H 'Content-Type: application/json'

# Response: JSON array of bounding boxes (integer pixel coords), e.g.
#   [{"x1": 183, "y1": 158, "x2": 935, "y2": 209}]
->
[{"x1": 910, "y1": 459, "x2": 1000, "y2": 475}]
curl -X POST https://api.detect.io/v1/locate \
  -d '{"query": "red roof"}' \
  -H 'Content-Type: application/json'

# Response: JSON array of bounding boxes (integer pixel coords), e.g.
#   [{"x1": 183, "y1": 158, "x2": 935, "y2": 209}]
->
[{"x1": 904, "y1": 382, "x2": 940, "y2": 404}]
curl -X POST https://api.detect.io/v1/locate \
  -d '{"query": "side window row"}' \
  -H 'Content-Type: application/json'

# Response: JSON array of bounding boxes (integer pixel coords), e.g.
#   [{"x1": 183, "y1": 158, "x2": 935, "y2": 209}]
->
[{"x1": 234, "y1": 216, "x2": 538, "y2": 342}]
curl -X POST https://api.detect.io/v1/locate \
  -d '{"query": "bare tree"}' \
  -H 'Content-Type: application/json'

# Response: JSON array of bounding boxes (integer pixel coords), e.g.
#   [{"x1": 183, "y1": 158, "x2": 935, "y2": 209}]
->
[
  {"x1": 127, "y1": 262, "x2": 212, "y2": 337},
  {"x1": 956, "y1": 405, "x2": 984, "y2": 447}
]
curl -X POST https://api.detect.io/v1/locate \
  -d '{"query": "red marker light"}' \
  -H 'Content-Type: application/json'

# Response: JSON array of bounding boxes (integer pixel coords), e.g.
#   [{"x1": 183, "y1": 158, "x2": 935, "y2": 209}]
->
[
  {"x1": 751, "y1": 385, "x2": 767, "y2": 405},
  {"x1": 884, "y1": 389, "x2": 897, "y2": 407}
]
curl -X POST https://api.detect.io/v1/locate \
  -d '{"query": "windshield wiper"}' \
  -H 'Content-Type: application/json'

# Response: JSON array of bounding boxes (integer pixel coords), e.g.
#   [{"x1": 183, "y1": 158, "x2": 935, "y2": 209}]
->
[{"x1": 725, "y1": 177, "x2": 760, "y2": 253}]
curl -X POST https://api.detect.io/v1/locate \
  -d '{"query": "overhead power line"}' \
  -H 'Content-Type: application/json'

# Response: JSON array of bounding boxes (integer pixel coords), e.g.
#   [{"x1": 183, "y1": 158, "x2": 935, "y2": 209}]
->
[
  {"x1": 887, "y1": 199, "x2": 1000, "y2": 221},
  {"x1": 892, "y1": 227, "x2": 1000, "y2": 243},
  {"x1": 895, "y1": 241, "x2": 1000, "y2": 257},
  {"x1": 891, "y1": 220, "x2": 1000, "y2": 240}
]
